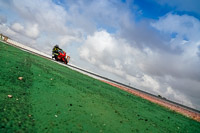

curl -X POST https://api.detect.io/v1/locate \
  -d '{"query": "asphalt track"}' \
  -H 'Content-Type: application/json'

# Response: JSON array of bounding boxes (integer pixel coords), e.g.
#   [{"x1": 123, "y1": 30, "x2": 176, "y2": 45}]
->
[{"x1": 2, "y1": 39, "x2": 200, "y2": 120}]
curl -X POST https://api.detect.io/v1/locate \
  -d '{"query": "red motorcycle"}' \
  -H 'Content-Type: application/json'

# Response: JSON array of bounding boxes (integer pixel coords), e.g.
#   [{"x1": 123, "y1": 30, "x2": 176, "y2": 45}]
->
[{"x1": 55, "y1": 49, "x2": 70, "y2": 64}]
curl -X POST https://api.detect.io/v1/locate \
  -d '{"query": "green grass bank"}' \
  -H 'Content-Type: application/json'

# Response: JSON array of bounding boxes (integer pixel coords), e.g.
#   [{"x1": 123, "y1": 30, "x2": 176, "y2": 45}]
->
[{"x1": 0, "y1": 41, "x2": 200, "y2": 133}]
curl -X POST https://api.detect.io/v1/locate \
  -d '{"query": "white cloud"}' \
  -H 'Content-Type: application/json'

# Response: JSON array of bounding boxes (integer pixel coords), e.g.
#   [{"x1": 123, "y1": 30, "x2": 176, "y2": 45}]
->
[
  {"x1": 25, "y1": 24, "x2": 39, "y2": 39},
  {"x1": 126, "y1": 74, "x2": 160, "y2": 93},
  {"x1": 0, "y1": 23, "x2": 38, "y2": 46},
  {"x1": 150, "y1": 14, "x2": 200, "y2": 80},
  {"x1": 151, "y1": 13, "x2": 200, "y2": 41},
  {"x1": 79, "y1": 30, "x2": 138, "y2": 72},
  {"x1": 79, "y1": 30, "x2": 117, "y2": 65},
  {"x1": 58, "y1": 32, "x2": 83, "y2": 47},
  {"x1": 0, "y1": 24, "x2": 16, "y2": 37},
  {"x1": 11, "y1": 0, "x2": 68, "y2": 34},
  {"x1": 10, "y1": 22, "x2": 39, "y2": 39},
  {"x1": 11, "y1": 23, "x2": 24, "y2": 32},
  {"x1": 100, "y1": 64, "x2": 125, "y2": 77}
]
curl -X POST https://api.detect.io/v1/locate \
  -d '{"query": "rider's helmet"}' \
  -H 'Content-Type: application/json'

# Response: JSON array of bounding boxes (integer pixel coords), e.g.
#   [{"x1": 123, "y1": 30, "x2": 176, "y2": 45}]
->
[{"x1": 55, "y1": 44, "x2": 59, "y2": 48}]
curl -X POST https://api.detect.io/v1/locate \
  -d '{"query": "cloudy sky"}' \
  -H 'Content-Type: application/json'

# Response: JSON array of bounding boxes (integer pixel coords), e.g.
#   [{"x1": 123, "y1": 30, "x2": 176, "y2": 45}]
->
[{"x1": 0, "y1": 0, "x2": 200, "y2": 110}]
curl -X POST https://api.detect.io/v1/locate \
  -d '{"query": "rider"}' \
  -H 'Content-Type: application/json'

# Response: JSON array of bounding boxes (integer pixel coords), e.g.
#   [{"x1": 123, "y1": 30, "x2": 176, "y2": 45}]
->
[{"x1": 52, "y1": 44, "x2": 62, "y2": 60}]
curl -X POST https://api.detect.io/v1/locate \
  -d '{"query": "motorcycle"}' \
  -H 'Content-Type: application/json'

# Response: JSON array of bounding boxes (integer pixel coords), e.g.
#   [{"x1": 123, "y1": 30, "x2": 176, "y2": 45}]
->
[{"x1": 53, "y1": 49, "x2": 70, "y2": 64}]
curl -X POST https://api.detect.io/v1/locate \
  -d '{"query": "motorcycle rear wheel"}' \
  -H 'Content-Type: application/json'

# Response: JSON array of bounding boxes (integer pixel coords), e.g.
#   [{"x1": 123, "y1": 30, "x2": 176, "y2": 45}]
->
[{"x1": 64, "y1": 58, "x2": 68, "y2": 64}]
